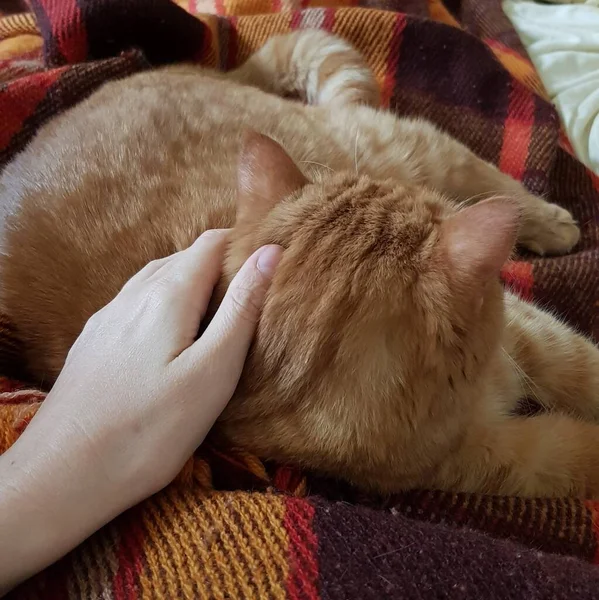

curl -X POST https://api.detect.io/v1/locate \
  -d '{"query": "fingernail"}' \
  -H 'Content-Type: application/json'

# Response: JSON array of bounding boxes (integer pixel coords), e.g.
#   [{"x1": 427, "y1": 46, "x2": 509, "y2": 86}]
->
[{"x1": 256, "y1": 245, "x2": 283, "y2": 278}]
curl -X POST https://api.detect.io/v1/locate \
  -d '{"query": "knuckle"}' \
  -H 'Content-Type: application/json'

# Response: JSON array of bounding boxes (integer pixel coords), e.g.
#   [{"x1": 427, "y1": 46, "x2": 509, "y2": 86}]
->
[
  {"x1": 147, "y1": 277, "x2": 177, "y2": 302},
  {"x1": 147, "y1": 257, "x2": 165, "y2": 269},
  {"x1": 198, "y1": 229, "x2": 228, "y2": 245},
  {"x1": 148, "y1": 263, "x2": 188, "y2": 293},
  {"x1": 136, "y1": 258, "x2": 165, "y2": 279},
  {"x1": 137, "y1": 280, "x2": 173, "y2": 312},
  {"x1": 161, "y1": 270, "x2": 189, "y2": 290}
]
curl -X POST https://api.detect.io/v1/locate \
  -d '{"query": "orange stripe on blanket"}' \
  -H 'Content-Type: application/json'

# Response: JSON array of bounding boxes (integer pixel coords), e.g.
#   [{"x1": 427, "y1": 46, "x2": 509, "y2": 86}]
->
[
  {"x1": 233, "y1": 12, "x2": 294, "y2": 63},
  {"x1": 226, "y1": 0, "x2": 278, "y2": 17},
  {"x1": 284, "y1": 497, "x2": 319, "y2": 600},
  {"x1": 499, "y1": 81, "x2": 535, "y2": 182},
  {"x1": 427, "y1": 0, "x2": 460, "y2": 28},
  {"x1": 501, "y1": 261, "x2": 534, "y2": 303},
  {"x1": 136, "y1": 490, "x2": 290, "y2": 598},
  {"x1": 0, "y1": 13, "x2": 39, "y2": 40},
  {"x1": 380, "y1": 13, "x2": 406, "y2": 108},
  {"x1": 485, "y1": 38, "x2": 547, "y2": 101},
  {"x1": 331, "y1": 8, "x2": 399, "y2": 85},
  {"x1": 0, "y1": 35, "x2": 43, "y2": 61},
  {"x1": 0, "y1": 405, "x2": 31, "y2": 452}
]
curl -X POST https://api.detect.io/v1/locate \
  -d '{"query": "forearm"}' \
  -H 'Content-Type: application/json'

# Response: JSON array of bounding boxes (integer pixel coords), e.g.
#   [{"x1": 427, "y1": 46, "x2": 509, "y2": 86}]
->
[{"x1": 0, "y1": 417, "x2": 122, "y2": 595}]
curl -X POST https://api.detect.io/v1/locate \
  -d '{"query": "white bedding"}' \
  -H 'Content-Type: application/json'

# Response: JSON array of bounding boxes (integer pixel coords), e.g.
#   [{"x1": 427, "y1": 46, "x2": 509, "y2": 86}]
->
[{"x1": 503, "y1": 0, "x2": 599, "y2": 174}]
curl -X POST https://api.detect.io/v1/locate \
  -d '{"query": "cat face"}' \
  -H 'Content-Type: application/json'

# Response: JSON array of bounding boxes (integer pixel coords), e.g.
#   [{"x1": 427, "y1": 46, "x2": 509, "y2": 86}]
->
[{"x1": 219, "y1": 132, "x2": 519, "y2": 475}]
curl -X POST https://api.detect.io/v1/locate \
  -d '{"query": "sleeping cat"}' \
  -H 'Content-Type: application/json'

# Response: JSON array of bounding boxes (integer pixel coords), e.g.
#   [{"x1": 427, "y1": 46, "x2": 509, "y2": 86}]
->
[{"x1": 0, "y1": 30, "x2": 597, "y2": 499}]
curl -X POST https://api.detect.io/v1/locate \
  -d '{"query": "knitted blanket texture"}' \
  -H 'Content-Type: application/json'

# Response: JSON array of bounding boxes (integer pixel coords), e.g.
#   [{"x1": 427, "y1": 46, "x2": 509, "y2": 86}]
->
[{"x1": 1, "y1": 0, "x2": 599, "y2": 597}]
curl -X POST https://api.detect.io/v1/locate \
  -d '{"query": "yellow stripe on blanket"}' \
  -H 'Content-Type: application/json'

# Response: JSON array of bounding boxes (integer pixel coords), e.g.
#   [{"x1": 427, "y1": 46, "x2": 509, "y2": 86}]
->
[{"x1": 0, "y1": 13, "x2": 39, "y2": 40}]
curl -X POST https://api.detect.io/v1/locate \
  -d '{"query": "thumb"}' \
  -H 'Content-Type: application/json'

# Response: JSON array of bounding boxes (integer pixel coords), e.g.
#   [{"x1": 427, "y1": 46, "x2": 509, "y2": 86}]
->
[{"x1": 192, "y1": 244, "x2": 283, "y2": 364}]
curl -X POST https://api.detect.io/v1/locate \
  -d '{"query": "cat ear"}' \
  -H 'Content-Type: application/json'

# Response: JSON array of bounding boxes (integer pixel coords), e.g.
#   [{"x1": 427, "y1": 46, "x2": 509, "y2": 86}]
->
[
  {"x1": 237, "y1": 131, "x2": 308, "y2": 223},
  {"x1": 442, "y1": 198, "x2": 520, "y2": 284}
]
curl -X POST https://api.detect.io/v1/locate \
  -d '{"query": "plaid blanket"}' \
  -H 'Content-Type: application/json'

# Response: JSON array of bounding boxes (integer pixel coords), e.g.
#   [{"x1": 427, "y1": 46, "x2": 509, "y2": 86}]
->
[{"x1": 2, "y1": 0, "x2": 599, "y2": 597}]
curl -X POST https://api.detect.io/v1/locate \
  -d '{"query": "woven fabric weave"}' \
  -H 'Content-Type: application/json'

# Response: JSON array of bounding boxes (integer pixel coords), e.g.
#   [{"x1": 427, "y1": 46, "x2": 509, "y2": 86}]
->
[{"x1": 2, "y1": 0, "x2": 599, "y2": 597}]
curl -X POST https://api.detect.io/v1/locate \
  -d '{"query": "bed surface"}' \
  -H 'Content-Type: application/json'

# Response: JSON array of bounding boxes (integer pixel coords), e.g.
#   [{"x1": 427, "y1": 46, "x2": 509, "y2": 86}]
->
[{"x1": 505, "y1": 0, "x2": 599, "y2": 173}]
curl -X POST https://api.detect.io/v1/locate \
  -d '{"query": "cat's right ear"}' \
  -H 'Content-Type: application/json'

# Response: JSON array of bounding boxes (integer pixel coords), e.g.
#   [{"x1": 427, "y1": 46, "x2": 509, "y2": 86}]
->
[
  {"x1": 237, "y1": 130, "x2": 308, "y2": 224},
  {"x1": 442, "y1": 198, "x2": 520, "y2": 287}
]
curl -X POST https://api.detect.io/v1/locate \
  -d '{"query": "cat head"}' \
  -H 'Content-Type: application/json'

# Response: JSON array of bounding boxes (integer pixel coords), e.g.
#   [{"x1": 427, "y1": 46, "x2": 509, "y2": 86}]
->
[{"x1": 218, "y1": 132, "x2": 519, "y2": 482}]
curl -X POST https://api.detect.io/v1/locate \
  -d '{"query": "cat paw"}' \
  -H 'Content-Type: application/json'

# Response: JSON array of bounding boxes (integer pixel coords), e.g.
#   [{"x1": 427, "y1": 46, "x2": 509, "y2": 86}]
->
[{"x1": 518, "y1": 203, "x2": 580, "y2": 256}]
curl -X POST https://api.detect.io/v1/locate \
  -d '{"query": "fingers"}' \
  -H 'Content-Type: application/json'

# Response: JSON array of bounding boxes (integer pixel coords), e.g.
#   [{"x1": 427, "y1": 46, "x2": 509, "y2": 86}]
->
[
  {"x1": 123, "y1": 229, "x2": 230, "y2": 292},
  {"x1": 139, "y1": 231, "x2": 232, "y2": 354},
  {"x1": 147, "y1": 229, "x2": 229, "y2": 286},
  {"x1": 136, "y1": 230, "x2": 229, "y2": 320},
  {"x1": 179, "y1": 244, "x2": 283, "y2": 376},
  {"x1": 121, "y1": 254, "x2": 178, "y2": 290}
]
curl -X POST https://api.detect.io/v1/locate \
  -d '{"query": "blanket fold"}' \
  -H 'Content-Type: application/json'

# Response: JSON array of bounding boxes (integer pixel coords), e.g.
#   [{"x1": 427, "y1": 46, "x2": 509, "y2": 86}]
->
[{"x1": 1, "y1": 0, "x2": 599, "y2": 597}]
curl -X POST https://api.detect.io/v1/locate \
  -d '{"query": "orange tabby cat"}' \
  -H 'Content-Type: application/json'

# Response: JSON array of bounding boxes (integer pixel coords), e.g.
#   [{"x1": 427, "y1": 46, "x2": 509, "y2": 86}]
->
[{"x1": 0, "y1": 30, "x2": 597, "y2": 499}]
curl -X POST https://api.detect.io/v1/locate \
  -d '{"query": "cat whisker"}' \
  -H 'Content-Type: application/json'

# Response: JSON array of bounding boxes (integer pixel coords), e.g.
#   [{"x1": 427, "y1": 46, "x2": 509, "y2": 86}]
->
[
  {"x1": 464, "y1": 191, "x2": 509, "y2": 204},
  {"x1": 299, "y1": 160, "x2": 335, "y2": 172},
  {"x1": 463, "y1": 190, "x2": 538, "y2": 207},
  {"x1": 505, "y1": 313, "x2": 519, "y2": 328},
  {"x1": 501, "y1": 347, "x2": 543, "y2": 407}
]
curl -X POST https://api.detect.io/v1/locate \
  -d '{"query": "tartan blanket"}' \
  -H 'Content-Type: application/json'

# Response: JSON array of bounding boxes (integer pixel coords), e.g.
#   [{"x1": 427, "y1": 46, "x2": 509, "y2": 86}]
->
[{"x1": 2, "y1": 0, "x2": 599, "y2": 598}]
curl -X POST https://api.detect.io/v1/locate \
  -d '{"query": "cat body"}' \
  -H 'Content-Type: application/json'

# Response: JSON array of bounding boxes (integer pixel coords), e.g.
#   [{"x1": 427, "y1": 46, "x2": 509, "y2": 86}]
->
[{"x1": 1, "y1": 30, "x2": 598, "y2": 498}]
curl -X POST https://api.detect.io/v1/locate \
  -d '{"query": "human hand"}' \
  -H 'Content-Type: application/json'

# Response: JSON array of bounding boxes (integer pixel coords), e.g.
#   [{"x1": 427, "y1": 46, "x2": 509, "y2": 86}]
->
[
  {"x1": 42, "y1": 230, "x2": 281, "y2": 502},
  {"x1": 0, "y1": 231, "x2": 282, "y2": 593}
]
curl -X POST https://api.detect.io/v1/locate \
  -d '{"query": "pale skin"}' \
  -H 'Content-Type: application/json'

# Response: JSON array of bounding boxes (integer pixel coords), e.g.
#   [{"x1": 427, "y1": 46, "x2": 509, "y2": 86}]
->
[{"x1": 0, "y1": 230, "x2": 283, "y2": 596}]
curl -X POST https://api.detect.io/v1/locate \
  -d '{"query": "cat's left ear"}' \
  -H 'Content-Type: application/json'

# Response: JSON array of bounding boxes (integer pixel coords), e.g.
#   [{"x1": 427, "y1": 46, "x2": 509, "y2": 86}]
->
[{"x1": 237, "y1": 130, "x2": 308, "y2": 224}]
